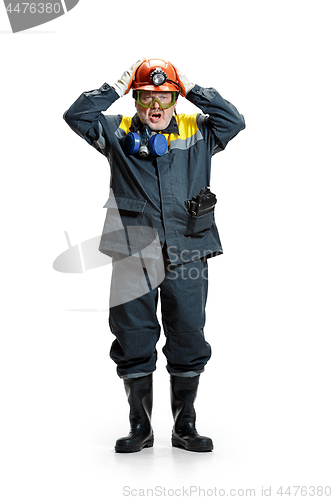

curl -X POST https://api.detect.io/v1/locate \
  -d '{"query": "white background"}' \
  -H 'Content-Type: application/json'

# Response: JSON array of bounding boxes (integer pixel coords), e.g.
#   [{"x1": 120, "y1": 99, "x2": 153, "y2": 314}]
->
[{"x1": 1, "y1": 1, "x2": 332, "y2": 498}]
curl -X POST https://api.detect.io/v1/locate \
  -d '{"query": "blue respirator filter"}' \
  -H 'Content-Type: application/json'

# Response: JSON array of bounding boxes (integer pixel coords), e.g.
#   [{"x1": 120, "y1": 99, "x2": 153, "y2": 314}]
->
[
  {"x1": 149, "y1": 134, "x2": 168, "y2": 157},
  {"x1": 124, "y1": 132, "x2": 141, "y2": 155}
]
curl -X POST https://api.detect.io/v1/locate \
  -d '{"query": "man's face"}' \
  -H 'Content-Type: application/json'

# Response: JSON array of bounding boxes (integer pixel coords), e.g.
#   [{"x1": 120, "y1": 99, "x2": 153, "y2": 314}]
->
[{"x1": 135, "y1": 91, "x2": 177, "y2": 131}]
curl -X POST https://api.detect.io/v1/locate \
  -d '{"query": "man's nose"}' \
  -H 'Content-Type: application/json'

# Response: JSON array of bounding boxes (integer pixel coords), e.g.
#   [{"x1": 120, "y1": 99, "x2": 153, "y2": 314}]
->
[{"x1": 152, "y1": 99, "x2": 161, "y2": 109}]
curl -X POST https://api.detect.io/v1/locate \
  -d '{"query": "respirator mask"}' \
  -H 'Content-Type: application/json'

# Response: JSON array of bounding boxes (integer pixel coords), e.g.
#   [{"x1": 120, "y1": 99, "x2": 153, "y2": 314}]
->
[{"x1": 125, "y1": 124, "x2": 168, "y2": 157}]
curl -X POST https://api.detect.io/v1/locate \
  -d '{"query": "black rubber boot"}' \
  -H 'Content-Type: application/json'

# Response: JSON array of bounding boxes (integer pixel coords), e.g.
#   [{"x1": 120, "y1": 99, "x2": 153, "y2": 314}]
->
[
  {"x1": 170, "y1": 375, "x2": 213, "y2": 452},
  {"x1": 115, "y1": 374, "x2": 154, "y2": 453}
]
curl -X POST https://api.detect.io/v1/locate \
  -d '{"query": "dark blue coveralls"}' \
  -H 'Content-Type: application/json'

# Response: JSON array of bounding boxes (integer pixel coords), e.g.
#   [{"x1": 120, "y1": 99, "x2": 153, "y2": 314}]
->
[{"x1": 64, "y1": 83, "x2": 245, "y2": 379}]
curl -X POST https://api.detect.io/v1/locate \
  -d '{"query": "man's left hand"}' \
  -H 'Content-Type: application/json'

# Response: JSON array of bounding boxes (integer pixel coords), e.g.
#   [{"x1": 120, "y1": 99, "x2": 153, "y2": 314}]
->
[{"x1": 172, "y1": 64, "x2": 195, "y2": 97}]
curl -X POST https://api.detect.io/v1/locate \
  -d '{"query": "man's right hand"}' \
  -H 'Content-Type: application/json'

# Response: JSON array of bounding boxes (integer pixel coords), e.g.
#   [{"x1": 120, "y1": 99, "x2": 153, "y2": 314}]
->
[{"x1": 113, "y1": 58, "x2": 146, "y2": 97}]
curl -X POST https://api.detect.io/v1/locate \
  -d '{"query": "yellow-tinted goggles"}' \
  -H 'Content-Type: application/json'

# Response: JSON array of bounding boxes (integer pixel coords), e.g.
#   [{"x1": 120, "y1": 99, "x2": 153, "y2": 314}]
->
[{"x1": 134, "y1": 90, "x2": 178, "y2": 109}]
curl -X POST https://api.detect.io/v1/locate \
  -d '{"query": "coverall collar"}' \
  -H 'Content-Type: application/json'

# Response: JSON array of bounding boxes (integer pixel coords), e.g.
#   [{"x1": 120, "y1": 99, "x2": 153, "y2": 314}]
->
[{"x1": 130, "y1": 114, "x2": 180, "y2": 135}]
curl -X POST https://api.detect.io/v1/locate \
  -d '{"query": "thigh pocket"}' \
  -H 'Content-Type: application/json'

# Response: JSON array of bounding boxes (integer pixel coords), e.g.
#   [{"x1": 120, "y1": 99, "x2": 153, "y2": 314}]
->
[{"x1": 184, "y1": 210, "x2": 214, "y2": 237}]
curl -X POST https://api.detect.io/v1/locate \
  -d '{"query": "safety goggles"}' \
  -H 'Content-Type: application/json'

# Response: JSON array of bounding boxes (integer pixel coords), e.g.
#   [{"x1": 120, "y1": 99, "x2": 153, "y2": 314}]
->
[{"x1": 133, "y1": 90, "x2": 178, "y2": 109}]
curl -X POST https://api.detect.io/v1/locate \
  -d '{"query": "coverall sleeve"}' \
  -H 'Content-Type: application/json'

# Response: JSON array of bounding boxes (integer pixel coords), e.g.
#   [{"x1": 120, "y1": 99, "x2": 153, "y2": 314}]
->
[
  {"x1": 63, "y1": 83, "x2": 121, "y2": 154},
  {"x1": 186, "y1": 85, "x2": 245, "y2": 154}
]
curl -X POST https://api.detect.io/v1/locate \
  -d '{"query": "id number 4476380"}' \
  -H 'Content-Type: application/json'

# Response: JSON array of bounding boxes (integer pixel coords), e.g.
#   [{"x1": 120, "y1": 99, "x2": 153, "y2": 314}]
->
[
  {"x1": 5, "y1": 3, "x2": 61, "y2": 14},
  {"x1": 276, "y1": 486, "x2": 331, "y2": 496}
]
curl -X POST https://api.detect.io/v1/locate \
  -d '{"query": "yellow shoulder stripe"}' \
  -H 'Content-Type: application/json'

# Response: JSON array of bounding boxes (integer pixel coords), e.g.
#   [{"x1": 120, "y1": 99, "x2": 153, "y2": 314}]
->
[
  {"x1": 118, "y1": 116, "x2": 132, "y2": 135},
  {"x1": 174, "y1": 113, "x2": 199, "y2": 140},
  {"x1": 118, "y1": 113, "x2": 200, "y2": 147}
]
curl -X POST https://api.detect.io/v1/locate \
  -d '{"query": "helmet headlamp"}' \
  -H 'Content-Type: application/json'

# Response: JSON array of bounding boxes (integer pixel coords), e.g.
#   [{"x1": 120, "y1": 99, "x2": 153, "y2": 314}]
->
[{"x1": 150, "y1": 68, "x2": 167, "y2": 86}]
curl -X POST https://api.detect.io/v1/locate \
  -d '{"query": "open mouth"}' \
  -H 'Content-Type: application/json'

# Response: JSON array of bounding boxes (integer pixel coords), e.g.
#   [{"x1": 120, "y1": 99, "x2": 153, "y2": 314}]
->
[{"x1": 149, "y1": 111, "x2": 162, "y2": 123}]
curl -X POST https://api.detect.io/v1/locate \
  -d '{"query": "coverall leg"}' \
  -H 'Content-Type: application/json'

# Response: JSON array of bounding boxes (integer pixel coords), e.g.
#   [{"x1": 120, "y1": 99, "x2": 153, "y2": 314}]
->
[{"x1": 109, "y1": 257, "x2": 211, "y2": 378}]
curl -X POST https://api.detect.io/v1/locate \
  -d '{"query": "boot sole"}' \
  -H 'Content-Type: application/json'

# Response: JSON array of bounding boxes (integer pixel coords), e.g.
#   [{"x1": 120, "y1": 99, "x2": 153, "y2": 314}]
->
[
  {"x1": 172, "y1": 437, "x2": 213, "y2": 452},
  {"x1": 115, "y1": 437, "x2": 154, "y2": 453}
]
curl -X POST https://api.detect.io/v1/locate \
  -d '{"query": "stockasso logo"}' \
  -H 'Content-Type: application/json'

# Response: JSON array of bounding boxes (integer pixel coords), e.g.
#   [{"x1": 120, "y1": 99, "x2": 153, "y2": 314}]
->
[{"x1": 3, "y1": 0, "x2": 79, "y2": 33}]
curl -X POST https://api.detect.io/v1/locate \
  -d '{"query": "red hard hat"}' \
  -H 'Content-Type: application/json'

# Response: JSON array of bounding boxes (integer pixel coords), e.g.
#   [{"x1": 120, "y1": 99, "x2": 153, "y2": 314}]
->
[{"x1": 132, "y1": 59, "x2": 180, "y2": 92}]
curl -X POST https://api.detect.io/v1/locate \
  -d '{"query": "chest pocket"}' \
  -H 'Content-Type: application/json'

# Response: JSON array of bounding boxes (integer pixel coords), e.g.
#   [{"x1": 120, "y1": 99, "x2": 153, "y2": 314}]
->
[
  {"x1": 102, "y1": 194, "x2": 147, "y2": 254},
  {"x1": 104, "y1": 194, "x2": 147, "y2": 227}
]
